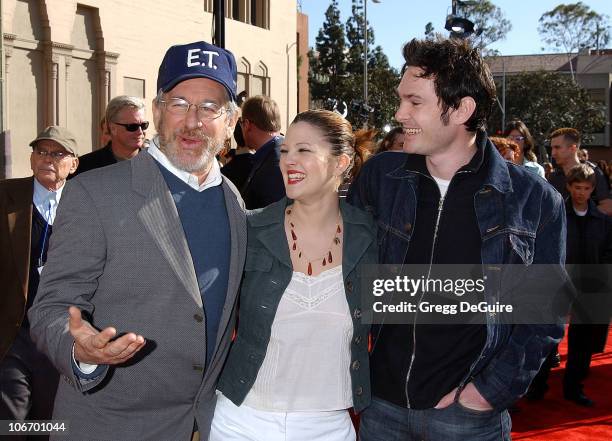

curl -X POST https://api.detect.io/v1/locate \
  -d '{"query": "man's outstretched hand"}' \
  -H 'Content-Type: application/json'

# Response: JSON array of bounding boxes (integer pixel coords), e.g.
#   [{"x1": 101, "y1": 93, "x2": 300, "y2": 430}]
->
[{"x1": 69, "y1": 306, "x2": 146, "y2": 365}]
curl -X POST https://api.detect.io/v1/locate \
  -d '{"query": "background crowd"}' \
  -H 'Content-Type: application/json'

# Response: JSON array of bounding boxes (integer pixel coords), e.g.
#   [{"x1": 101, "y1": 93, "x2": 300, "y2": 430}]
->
[{"x1": 0, "y1": 35, "x2": 610, "y2": 441}]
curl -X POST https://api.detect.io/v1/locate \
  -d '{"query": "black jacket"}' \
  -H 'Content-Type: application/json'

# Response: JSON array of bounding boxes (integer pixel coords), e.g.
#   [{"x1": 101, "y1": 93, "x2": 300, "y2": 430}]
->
[
  {"x1": 566, "y1": 200, "x2": 612, "y2": 265},
  {"x1": 241, "y1": 136, "x2": 285, "y2": 209},
  {"x1": 221, "y1": 153, "x2": 255, "y2": 190},
  {"x1": 72, "y1": 143, "x2": 117, "y2": 177},
  {"x1": 565, "y1": 200, "x2": 612, "y2": 325}
]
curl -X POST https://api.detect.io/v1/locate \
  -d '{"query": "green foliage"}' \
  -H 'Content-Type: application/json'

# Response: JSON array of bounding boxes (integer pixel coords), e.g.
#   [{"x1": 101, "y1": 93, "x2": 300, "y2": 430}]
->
[
  {"x1": 308, "y1": 0, "x2": 347, "y2": 100},
  {"x1": 424, "y1": 1, "x2": 511, "y2": 54},
  {"x1": 424, "y1": 22, "x2": 435, "y2": 40},
  {"x1": 460, "y1": 0, "x2": 512, "y2": 54},
  {"x1": 364, "y1": 46, "x2": 400, "y2": 130},
  {"x1": 345, "y1": 0, "x2": 373, "y2": 75},
  {"x1": 488, "y1": 70, "x2": 606, "y2": 146},
  {"x1": 308, "y1": 0, "x2": 399, "y2": 131},
  {"x1": 539, "y1": 2, "x2": 610, "y2": 52},
  {"x1": 538, "y1": 3, "x2": 610, "y2": 79}
]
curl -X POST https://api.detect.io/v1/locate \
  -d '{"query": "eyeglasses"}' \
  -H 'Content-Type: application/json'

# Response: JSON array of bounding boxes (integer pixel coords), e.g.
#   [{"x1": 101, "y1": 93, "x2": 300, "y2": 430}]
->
[
  {"x1": 159, "y1": 97, "x2": 226, "y2": 120},
  {"x1": 112, "y1": 121, "x2": 149, "y2": 132},
  {"x1": 507, "y1": 135, "x2": 525, "y2": 141},
  {"x1": 33, "y1": 149, "x2": 74, "y2": 160}
]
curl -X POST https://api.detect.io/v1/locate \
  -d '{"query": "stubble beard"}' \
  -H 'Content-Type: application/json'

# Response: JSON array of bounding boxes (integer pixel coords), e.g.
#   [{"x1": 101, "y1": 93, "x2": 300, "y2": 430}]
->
[{"x1": 157, "y1": 118, "x2": 226, "y2": 174}]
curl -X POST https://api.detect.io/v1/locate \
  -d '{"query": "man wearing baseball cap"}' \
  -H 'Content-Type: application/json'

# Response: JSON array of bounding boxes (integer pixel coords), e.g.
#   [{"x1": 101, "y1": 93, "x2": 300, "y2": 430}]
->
[
  {"x1": 29, "y1": 41, "x2": 246, "y2": 441},
  {"x1": 0, "y1": 126, "x2": 78, "y2": 427}
]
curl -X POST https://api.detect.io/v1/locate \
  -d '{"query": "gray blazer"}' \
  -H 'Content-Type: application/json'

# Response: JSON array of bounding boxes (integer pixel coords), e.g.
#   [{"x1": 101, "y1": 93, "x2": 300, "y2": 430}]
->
[{"x1": 28, "y1": 151, "x2": 247, "y2": 441}]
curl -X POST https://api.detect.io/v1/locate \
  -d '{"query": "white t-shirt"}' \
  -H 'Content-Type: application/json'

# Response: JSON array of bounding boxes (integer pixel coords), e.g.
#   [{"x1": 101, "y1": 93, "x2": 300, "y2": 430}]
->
[
  {"x1": 432, "y1": 176, "x2": 451, "y2": 199},
  {"x1": 573, "y1": 207, "x2": 588, "y2": 217}
]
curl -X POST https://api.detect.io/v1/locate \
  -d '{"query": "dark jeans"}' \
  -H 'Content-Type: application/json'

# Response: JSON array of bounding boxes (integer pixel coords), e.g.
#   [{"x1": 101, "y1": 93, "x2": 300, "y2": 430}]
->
[
  {"x1": 359, "y1": 397, "x2": 511, "y2": 441},
  {"x1": 0, "y1": 328, "x2": 59, "y2": 441},
  {"x1": 527, "y1": 346, "x2": 557, "y2": 395},
  {"x1": 563, "y1": 324, "x2": 596, "y2": 395}
]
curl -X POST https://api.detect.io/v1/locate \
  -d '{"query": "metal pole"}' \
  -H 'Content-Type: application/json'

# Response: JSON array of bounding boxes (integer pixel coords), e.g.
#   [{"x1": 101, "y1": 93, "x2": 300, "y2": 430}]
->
[
  {"x1": 502, "y1": 56, "x2": 506, "y2": 130},
  {"x1": 286, "y1": 42, "x2": 297, "y2": 131},
  {"x1": 364, "y1": 0, "x2": 368, "y2": 107},
  {"x1": 213, "y1": 0, "x2": 225, "y2": 48},
  {"x1": 0, "y1": 0, "x2": 6, "y2": 178}
]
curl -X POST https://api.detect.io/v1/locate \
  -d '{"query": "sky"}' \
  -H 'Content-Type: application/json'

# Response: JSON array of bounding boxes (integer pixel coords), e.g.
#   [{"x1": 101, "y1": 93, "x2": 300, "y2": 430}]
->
[{"x1": 299, "y1": 0, "x2": 612, "y2": 70}]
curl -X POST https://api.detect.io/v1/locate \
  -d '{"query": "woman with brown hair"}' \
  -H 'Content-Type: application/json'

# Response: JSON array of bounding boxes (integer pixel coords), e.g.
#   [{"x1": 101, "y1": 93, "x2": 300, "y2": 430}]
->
[
  {"x1": 504, "y1": 120, "x2": 545, "y2": 178},
  {"x1": 211, "y1": 110, "x2": 377, "y2": 440}
]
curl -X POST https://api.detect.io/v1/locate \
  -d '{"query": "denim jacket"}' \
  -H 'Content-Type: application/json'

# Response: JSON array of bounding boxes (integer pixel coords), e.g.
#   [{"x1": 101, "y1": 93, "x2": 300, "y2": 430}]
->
[
  {"x1": 348, "y1": 132, "x2": 568, "y2": 411},
  {"x1": 218, "y1": 198, "x2": 377, "y2": 412}
]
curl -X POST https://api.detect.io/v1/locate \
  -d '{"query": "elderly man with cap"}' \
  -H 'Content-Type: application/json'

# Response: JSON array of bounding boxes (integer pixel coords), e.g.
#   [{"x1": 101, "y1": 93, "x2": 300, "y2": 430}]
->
[
  {"x1": 28, "y1": 41, "x2": 246, "y2": 441},
  {"x1": 0, "y1": 126, "x2": 78, "y2": 430}
]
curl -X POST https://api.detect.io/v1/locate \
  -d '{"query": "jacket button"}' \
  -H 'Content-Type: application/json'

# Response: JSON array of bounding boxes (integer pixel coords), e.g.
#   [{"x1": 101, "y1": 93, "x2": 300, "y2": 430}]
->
[
  {"x1": 194, "y1": 314, "x2": 204, "y2": 322},
  {"x1": 355, "y1": 386, "x2": 363, "y2": 396},
  {"x1": 351, "y1": 360, "x2": 360, "y2": 370},
  {"x1": 345, "y1": 281, "x2": 353, "y2": 294},
  {"x1": 354, "y1": 335, "x2": 362, "y2": 345},
  {"x1": 353, "y1": 308, "x2": 362, "y2": 319},
  {"x1": 404, "y1": 223, "x2": 412, "y2": 232}
]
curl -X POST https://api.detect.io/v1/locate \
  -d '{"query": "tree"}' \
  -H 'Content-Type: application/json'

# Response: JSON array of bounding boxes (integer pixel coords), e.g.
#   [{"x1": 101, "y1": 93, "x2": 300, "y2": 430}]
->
[
  {"x1": 341, "y1": 0, "x2": 399, "y2": 130},
  {"x1": 345, "y1": 0, "x2": 375, "y2": 76},
  {"x1": 424, "y1": 1, "x2": 511, "y2": 54},
  {"x1": 308, "y1": 1, "x2": 347, "y2": 104},
  {"x1": 364, "y1": 46, "x2": 400, "y2": 130},
  {"x1": 308, "y1": 0, "x2": 399, "y2": 132},
  {"x1": 488, "y1": 71, "x2": 606, "y2": 148},
  {"x1": 459, "y1": 0, "x2": 512, "y2": 55},
  {"x1": 538, "y1": 2, "x2": 611, "y2": 80},
  {"x1": 424, "y1": 22, "x2": 436, "y2": 40}
]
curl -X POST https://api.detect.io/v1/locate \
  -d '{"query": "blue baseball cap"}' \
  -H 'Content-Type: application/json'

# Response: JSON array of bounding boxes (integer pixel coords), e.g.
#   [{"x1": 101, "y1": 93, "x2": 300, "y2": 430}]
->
[{"x1": 157, "y1": 41, "x2": 238, "y2": 102}]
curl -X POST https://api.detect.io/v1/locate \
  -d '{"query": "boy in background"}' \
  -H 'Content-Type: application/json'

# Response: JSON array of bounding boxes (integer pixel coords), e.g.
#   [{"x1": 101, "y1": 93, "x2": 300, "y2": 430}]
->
[{"x1": 563, "y1": 164, "x2": 612, "y2": 407}]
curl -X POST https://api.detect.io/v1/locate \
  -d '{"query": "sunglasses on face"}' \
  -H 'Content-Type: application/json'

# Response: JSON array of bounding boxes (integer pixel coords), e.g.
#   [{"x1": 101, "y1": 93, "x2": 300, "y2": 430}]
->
[
  {"x1": 113, "y1": 121, "x2": 149, "y2": 132},
  {"x1": 507, "y1": 135, "x2": 525, "y2": 141}
]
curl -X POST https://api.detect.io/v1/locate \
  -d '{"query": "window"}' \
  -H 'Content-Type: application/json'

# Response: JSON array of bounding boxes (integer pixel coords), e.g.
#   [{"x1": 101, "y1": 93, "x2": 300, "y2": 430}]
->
[
  {"x1": 250, "y1": 0, "x2": 269, "y2": 29},
  {"x1": 124, "y1": 77, "x2": 145, "y2": 99},
  {"x1": 227, "y1": 0, "x2": 268, "y2": 29}
]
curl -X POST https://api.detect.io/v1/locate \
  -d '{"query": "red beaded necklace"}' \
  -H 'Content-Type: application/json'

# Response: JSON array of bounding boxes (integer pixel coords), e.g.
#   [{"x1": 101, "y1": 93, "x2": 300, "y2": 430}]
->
[{"x1": 286, "y1": 208, "x2": 342, "y2": 276}]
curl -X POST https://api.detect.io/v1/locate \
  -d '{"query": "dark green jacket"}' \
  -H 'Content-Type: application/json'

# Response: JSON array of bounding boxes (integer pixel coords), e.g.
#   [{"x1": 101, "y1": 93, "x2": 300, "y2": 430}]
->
[{"x1": 218, "y1": 197, "x2": 377, "y2": 412}]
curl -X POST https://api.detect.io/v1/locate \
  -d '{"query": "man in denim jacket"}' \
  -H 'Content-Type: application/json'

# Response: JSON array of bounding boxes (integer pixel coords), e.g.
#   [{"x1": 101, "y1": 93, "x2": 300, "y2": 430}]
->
[{"x1": 348, "y1": 38, "x2": 567, "y2": 440}]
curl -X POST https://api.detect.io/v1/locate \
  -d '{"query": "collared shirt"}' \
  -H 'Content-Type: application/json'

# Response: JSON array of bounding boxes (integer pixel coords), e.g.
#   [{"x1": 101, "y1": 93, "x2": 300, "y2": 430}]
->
[
  {"x1": 33, "y1": 178, "x2": 65, "y2": 225},
  {"x1": 147, "y1": 136, "x2": 223, "y2": 192}
]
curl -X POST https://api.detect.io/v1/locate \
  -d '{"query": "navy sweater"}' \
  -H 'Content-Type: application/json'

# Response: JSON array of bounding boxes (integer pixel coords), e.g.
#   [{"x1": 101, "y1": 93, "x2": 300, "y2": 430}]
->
[{"x1": 158, "y1": 165, "x2": 231, "y2": 368}]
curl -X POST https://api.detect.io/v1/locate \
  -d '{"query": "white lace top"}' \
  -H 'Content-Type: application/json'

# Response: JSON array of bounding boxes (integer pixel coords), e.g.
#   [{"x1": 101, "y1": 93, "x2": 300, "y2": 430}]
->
[{"x1": 242, "y1": 265, "x2": 354, "y2": 411}]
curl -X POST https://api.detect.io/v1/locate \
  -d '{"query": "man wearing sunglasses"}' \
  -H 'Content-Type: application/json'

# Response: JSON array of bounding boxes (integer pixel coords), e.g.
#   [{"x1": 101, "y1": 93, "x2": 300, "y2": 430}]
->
[
  {"x1": 73, "y1": 95, "x2": 147, "y2": 176},
  {"x1": 29, "y1": 41, "x2": 246, "y2": 441},
  {"x1": 0, "y1": 126, "x2": 78, "y2": 430}
]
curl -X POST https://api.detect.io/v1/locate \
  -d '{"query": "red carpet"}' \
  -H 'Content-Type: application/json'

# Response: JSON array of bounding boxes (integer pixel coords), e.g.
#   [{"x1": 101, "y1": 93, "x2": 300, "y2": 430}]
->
[{"x1": 511, "y1": 327, "x2": 612, "y2": 440}]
